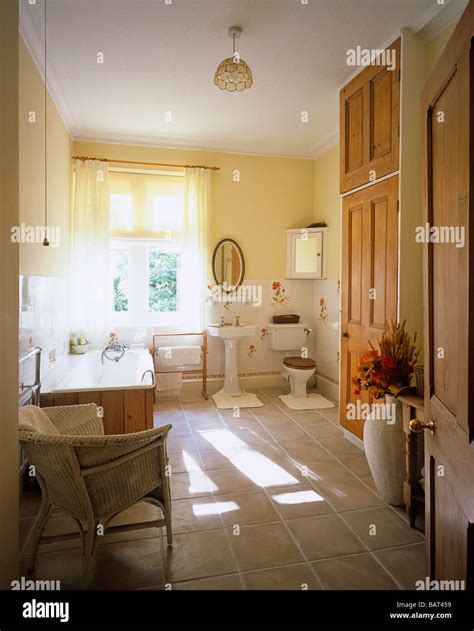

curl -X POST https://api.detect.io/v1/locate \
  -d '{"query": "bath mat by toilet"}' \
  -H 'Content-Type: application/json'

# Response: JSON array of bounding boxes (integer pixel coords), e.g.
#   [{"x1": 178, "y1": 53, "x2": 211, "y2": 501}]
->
[
  {"x1": 279, "y1": 393, "x2": 335, "y2": 410},
  {"x1": 212, "y1": 389, "x2": 264, "y2": 409}
]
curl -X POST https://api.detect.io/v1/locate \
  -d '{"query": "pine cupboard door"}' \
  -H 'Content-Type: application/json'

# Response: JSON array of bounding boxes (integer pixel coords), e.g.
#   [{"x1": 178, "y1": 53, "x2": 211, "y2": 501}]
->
[
  {"x1": 421, "y1": 1, "x2": 474, "y2": 588},
  {"x1": 340, "y1": 39, "x2": 400, "y2": 194},
  {"x1": 340, "y1": 177, "x2": 398, "y2": 438}
]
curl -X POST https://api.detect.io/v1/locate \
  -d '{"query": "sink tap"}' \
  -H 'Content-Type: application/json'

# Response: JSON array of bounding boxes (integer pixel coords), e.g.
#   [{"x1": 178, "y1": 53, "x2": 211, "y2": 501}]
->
[
  {"x1": 220, "y1": 316, "x2": 225, "y2": 327},
  {"x1": 234, "y1": 315, "x2": 241, "y2": 327}
]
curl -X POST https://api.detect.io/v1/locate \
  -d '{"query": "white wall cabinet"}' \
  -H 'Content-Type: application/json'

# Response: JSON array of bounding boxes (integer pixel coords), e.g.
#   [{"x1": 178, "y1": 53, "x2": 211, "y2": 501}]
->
[{"x1": 286, "y1": 227, "x2": 327, "y2": 279}]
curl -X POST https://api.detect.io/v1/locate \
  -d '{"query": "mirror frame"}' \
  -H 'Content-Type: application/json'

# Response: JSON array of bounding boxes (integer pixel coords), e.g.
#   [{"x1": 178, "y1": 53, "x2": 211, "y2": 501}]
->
[{"x1": 212, "y1": 238, "x2": 245, "y2": 293}]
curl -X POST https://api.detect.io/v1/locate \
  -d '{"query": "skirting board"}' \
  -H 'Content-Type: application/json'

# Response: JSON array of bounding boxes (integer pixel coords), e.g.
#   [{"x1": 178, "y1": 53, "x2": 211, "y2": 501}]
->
[{"x1": 314, "y1": 372, "x2": 339, "y2": 403}]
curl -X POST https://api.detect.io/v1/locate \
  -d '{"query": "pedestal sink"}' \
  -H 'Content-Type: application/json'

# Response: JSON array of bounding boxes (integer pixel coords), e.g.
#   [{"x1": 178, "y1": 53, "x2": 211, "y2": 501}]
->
[{"x1": 208, "y1": 324, "x2": 256, "y2": 396}]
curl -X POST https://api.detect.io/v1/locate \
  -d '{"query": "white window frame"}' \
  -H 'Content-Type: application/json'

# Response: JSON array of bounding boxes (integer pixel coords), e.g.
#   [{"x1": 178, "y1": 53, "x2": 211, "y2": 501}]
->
[{"x1": 109, "y1": 237, "x2": 182, "y2": 327}]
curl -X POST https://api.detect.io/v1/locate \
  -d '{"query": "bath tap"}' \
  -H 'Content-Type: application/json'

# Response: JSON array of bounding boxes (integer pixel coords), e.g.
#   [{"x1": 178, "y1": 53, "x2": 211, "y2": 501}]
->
[{"x1": 101, "y1": 343, "x2": 129, "y2": 364}]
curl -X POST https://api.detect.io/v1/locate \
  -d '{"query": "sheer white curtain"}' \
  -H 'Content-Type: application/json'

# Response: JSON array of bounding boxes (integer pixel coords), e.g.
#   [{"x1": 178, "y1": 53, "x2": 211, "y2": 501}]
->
[
  {"x1": 71, "y1": 159, "x2": 110, "y2": 348},
  {"x1": 179, "y1": 167, "x2": 211, "y2": 331}
]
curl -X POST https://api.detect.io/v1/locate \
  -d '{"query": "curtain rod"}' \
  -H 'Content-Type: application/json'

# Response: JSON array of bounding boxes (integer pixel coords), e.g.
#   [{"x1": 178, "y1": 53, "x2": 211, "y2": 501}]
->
[{"x1": 72, "y1": 156, "x2": 220, "y2": 171}]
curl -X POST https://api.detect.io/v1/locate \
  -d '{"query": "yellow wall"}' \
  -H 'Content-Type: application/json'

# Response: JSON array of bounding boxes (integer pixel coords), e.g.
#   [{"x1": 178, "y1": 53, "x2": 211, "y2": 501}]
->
[
  {"x1": 0, "y1": 0, "x2": 19, "y2": 587},
  {"x1": 313, "y1": 144, "x2": 340, "y2": 281},
  {"x1": 73, "y1": 141, "x2": 314, "y2": 279},
  {"x1": 19, "y1": 37, "x2": 72, "y2": 277},
  {"x1": 425, "y1": 22, "x2": 457, "y2": 77}
]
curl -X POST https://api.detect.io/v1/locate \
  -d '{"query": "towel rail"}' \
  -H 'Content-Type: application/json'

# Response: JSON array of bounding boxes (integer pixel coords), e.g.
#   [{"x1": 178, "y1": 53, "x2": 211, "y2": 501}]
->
[{"x1": 152, "y1": 331, "x2": 208, "y2": 400}]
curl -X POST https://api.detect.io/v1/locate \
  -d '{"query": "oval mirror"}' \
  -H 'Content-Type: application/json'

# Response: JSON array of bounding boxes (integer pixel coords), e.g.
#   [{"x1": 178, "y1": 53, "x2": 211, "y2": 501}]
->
[{"x1": 212, "y1": 239, "x2": 245, "y2": 292}]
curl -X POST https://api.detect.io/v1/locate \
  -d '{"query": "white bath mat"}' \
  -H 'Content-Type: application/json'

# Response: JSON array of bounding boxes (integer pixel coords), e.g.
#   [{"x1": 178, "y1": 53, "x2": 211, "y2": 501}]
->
[
  {"x1": 212, "y1": 389, "x2": 264, "y2": 409},
  {"x1": 279, "y1": 393, "x2": 335, "y2": 410}
]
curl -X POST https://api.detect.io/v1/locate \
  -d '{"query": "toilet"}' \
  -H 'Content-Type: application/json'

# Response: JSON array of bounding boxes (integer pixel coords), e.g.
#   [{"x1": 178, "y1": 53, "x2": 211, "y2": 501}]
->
[{"x1": 266, "y1": 323, "x2": 316, "y2": 398}]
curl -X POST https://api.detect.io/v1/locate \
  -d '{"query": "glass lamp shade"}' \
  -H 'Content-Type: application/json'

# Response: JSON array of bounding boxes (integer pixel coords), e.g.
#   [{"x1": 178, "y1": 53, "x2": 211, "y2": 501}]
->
[{"x1": 214, "y1": 57, "x2": 253, "y2": 92}]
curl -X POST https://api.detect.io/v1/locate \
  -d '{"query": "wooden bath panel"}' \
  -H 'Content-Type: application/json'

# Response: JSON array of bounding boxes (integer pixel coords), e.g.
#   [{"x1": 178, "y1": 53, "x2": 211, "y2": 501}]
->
[{"x1": 41, "y1": 387, "x2": 154, "y2": 434}]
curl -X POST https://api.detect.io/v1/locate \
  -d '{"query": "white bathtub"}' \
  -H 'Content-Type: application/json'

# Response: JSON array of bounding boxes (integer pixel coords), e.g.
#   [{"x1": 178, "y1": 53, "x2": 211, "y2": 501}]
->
[{"x1": 54, "y1": 349, "x2": 154, "y2": 393}]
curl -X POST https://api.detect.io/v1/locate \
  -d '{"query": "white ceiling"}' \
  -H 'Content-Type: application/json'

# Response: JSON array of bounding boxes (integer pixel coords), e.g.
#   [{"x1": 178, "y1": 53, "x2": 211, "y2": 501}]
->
[{"x1": 20, "y1": 0, "x2": 466, "y2": 157}]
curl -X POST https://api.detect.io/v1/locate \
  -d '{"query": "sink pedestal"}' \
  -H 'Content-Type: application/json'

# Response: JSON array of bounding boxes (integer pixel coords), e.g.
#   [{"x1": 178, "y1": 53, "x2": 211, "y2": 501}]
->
[{"x1": 223, "y1": 339, "x2": 244, "y2": 396}]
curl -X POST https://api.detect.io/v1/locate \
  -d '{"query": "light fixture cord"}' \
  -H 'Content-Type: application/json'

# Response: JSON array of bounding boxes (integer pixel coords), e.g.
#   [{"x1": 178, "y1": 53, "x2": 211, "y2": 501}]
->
[
  {"x1": 233, "y1": 33, "x2": 236, "y2": 55},
  {"x1": 43, "y1": 0, "x2": 49, "y2": 245}
]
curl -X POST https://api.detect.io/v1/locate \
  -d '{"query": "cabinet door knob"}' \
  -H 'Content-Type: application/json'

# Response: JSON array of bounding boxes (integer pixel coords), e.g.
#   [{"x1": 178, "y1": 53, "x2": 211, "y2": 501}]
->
[{"x1": 409, "y1": 418, "x2": 435, "y2": 435}]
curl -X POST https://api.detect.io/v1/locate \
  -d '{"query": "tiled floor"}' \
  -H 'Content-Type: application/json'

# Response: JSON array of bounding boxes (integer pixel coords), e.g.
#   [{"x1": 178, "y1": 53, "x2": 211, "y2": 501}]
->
[{"x1": 20, "y1": 387, "x2": 425, "y2": 590}]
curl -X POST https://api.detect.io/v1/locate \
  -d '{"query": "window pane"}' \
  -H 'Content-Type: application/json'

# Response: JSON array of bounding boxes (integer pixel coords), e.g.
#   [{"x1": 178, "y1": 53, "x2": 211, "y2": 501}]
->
[
  {"x1": 148, "y1": 249, "x2": 179, "y2": 312},
  {"x1": 111, "y1": 249, "x2": 129, "y2": 312}
]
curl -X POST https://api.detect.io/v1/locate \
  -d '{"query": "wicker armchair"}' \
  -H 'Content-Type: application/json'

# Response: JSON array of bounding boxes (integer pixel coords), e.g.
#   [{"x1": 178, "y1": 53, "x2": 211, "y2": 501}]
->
[{"x1": 19, "y1": 403, "x2": 172, "y2": 587}]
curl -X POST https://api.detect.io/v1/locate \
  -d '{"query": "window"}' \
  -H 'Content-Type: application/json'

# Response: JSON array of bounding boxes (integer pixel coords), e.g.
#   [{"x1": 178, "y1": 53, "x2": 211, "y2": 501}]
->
[{"x1": 108, "y1": 170, "x2": 184, "y2": 325}]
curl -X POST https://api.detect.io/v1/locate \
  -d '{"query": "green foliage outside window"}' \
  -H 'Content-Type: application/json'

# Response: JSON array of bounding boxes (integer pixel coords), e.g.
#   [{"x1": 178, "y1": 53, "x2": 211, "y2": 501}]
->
[{"x1": 148, "y1": 249, "x2": 179, "y2": 312}]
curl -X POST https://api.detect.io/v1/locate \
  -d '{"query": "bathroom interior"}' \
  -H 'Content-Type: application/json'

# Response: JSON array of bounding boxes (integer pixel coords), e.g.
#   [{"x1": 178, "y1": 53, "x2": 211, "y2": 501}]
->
[{"x1": 2, "y1": 0, "x2": 473, "y2": 603}]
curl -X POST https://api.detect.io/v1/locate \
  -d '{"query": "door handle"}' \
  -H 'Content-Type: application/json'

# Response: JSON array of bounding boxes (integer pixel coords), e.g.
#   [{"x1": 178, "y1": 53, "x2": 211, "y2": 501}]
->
[
  {"x1": 341, "y1": 331, "x2": 349, "y2": 339},
  {"x1": 409, "y1": 418, "x2": 435, "y2": 436}
]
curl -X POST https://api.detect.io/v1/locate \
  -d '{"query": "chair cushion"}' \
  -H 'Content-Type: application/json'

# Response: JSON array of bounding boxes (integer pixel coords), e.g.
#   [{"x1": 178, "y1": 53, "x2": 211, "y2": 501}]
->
[
  {"x1": 19, "y1": 405, "x2": 60, "y2": 435},
  {"x1": 283, "y1": 356, "x2": 316, "y2": 370}
]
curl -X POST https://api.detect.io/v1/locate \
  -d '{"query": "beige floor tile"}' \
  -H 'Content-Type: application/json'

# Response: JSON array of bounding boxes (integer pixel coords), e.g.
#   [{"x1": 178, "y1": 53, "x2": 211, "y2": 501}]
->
[
  {"x1": 243, "y1": 563, "x2": 321, "y2": 590},
  {"x1": 185, "y1": 410, "x2": 220, "y2": 422},
  {"x1": 339, "y1": 454, "x2": 372, "y2": 478},
  {"x1": 224, "y1": 417, "x2": 267, "y2": 432},
  {"x1": 227, "y1": 522, "x2": 304, "y2": 571},
  {"x1": 199, "y1": 448, "x2": 240, "y2": 470},
  {"x1": 311, "y1": 553, "x2": 398, "y2": 590},
  {"x1": 170, "y1": 497, "x2": 223, "y2": 533},
  {"x1": 316, "y1": 479, "x2": 384, "y2": 512},
  {"x1": 253, "y1": 404, "x2": 288, "y2": 417},
  {"x1": 317, "y1": 437, "x2": 363, "y2": 458},
  {"x1": 94, "y1": 537, "x2": 165, "y2": 589},
  {"x1": 286, "y1": 514, "x2": 365, "y2": 560},
  {"x1": 259, "y1": 387, "x2": 291, "y2": 396},
  {"x1": 247, "y1": 442, "x2": 290, "y2": 463},
  {"x1": 170, "y1": 471, "x2": 212, "y2": 499},
  {"x1": 154, "y1": 411, "x2": 186, "y2": 425},
  {"x1": 317, "y1": 406, "x2": 341, "y2": 423},
  {"x1": 279, "y1": 441, "x2": 334, "y2": 462},
  {"x1": 21, "y1": 548, "x2": 85, "y2": 589},
  {"x1": 305, "y1": 424, "x2": 344, "y2": 440},
  {"x1": 166, "y1": 434, "x2": 197, "y2": 454},
  {"x1": 268, "y1": 485, "x2": 334, "y2": 519},
  {"x1": 206, "y1": 468, "x2": 260, "y2": 495},
  {"x1": 227, "y1": 427, "x2": 273, "y2": 446},
  {"x1": 172, "y1": 573, "x2": 242, "y2": 590},
  {"x1": 169, "y1": 450, "x2": 202, "y2": 474},
  {"x1": 162, "y1": 420, "x2": 191, "y2": 436},
  {"x1": 154, "y1": 400, "x2": 182, "y2": 412},
  {"x1": 165, "y1": 530, "x2": 237, "y2": 582},
  {"x1": 215, "y1": 490, "x2": 280, "y2": 526},
  {"x1": 341, "y1": 507, "x2": 423, "y2": 550},
  {"x1": 268, "y1": 426, "x2": 314, "y2": 443},
  {"x1": 359, "y1": 476, "x2": 378, "y2": 493},
  {"x1": 374, "y1": 543, "x2": 425, "y2": 589},
  {"x1": 256, "y1": 414, "x2": 295, "y2": 429},
  {"x1": 290, "y1": 459, "x2": 357, "y2": 484},
  {"x1": 286, "y1": 410, "x2": 329, "y2": 426},
  {"x1": 182, "y1": 400, "x2": 216, "y2": 411},
  {"x1": 217, "y1": 408, "x2": 255, "y2": 420},
  {"x1": 188, "y1": 417, "x2": 226, "y2": 433}
]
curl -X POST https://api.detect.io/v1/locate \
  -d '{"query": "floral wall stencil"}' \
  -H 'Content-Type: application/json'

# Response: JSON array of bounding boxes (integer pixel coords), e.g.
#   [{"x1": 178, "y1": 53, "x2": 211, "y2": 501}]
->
[
  {"x1": 248, "y1": 344, "x2": 256, "y2": 358},
  {"x1": 259, "y1": 327, "x2": 268, "y2": 341},
  {"x1": 319, "y1": 297, "x2": 328, "y2": 323},
  {"x1": 270, "y1": 281, "x2": 290, "y2": 309}
]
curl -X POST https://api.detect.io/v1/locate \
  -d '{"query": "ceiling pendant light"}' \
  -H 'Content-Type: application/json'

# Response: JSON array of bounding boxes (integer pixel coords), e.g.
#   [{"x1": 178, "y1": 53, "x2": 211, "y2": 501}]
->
[{"x1": 214, "y1": 26, "x2": 253, "y2": 92}]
